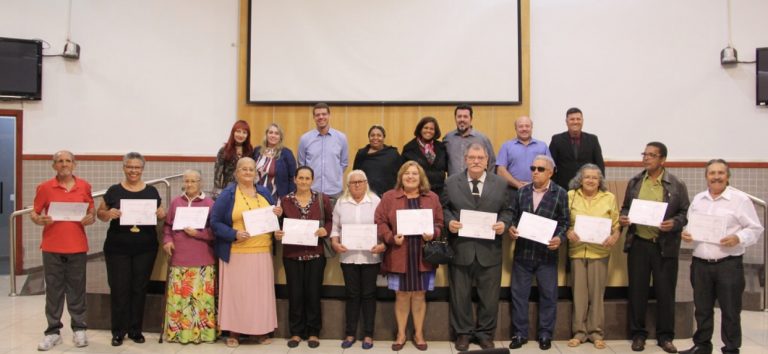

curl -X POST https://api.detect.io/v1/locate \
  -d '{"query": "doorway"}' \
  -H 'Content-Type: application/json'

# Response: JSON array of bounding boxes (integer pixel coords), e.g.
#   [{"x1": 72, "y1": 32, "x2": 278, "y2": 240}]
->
[{"x1": 0, "y1": 110, "x2": 22, "y2": 275}]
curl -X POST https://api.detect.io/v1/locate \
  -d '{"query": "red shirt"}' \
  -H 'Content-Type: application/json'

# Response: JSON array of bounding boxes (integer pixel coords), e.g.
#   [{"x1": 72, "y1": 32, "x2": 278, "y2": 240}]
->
[{"x1": 33, "y1": 176, "x2": 94, "y2": 253}]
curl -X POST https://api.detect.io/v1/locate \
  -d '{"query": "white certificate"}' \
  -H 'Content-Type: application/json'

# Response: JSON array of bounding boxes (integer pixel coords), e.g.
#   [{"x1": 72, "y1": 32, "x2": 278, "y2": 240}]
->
[
  {"x1": 458, "y1": 209, "x2": 497, "y2": 240},
  {"x1": 47, "y1": 202, "x2": 89, "y2": 221},
  {"x1": 574, "y1": 215, "x2": 612, "y2": 244},
  {"x1": 516, "y1": 211, "x2": 557, "y2": 245},
  {"x1": 282, "y1": 218, "x2": 319, "y2": 246},
  {"x1": 242, "y1": 207, "x2": 280, "y2": 236},
  {"x1": 119, "y1": 199, "x2": 157, "y2": 225},
  {"x1": 171, "y1": 207, "x2": 209, "y2": 230},
  {"x1": 396, "y1": 209, "x2": 434, "y2": 236},
  {"x1": 627, "y1": 199, "x2": 668, "y2": 227},
  {"x1": 687, "y1": 213, "x2": 727, "y2": 244},
  {"x1": 342, "y1": 224, "x2": 378, "y2": 250}
]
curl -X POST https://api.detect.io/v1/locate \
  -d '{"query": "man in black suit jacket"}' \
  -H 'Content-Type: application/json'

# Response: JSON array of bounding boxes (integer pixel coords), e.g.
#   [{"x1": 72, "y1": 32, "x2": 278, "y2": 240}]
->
[
  {"x1": 443, "y1": 143, "x2": 514, "y2": 351},
  {"x1": 549, "y1": 107, "x2": 605, "y2": 189}
]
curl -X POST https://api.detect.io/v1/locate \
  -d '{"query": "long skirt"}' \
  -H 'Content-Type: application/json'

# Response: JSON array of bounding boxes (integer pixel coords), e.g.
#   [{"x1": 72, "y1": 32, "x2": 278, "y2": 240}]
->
[
  {"x1": 163, "y1": 265, "x2": 217, "y2": 343},
  {"x1": 218, "y1": 253, "x2": 278, "y2": 335}
]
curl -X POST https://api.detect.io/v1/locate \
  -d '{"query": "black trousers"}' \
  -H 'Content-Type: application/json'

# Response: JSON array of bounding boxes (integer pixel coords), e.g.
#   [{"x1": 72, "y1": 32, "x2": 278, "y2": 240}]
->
[
  {"x1": 284, "y1": 257, "x2": 326, "y2": 337},
  {"x1": 340, "y1": 263, "x2": 379, "y2": 338},
  {"x1": 627, "y1": 237, "x2": 678, "y2": 342},
  {"x1": 690, "y1": 256, "x2": 744, "y2": 354},
  {"x1": 104, "y1": 251, "x2": 157, "y2": 336}
]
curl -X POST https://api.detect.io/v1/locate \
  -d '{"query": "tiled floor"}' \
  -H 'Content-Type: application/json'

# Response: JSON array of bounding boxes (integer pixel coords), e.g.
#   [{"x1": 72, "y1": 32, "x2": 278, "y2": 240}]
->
[{"x1": 2, "y1": 275, "x2": 767, "y2": 354}]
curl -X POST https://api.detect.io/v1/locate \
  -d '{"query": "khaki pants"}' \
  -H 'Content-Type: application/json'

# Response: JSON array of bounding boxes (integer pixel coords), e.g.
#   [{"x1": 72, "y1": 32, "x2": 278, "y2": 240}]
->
[{"x1": 570, "y1": 257, "x2": 608, "y2": 342}]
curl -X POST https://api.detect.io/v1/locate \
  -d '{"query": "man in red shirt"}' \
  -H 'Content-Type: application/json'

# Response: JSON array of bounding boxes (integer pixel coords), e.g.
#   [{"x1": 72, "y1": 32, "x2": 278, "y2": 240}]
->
[{"x1": 30, "y1": 151, "x2": 95, "y2": 351}]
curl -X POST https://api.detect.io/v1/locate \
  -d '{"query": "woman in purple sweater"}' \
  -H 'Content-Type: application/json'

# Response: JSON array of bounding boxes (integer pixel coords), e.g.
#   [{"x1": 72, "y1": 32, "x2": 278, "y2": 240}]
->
[{"x1": 161, "y1": 169, "x2": 216, "y2": 344}]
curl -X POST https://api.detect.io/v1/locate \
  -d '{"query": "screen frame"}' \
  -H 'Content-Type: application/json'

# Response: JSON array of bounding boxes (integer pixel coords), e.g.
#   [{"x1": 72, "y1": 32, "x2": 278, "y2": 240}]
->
[
  {"x1": 757, "y1": 47, "x2": 768, "y2": 106},
  {"x1": 0, "y1": 37, "x2": 43, "y2": 101}
]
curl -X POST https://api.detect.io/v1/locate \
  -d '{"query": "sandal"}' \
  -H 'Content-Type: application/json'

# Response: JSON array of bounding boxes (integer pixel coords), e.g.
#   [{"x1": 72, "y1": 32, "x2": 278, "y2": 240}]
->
[
  {"x1": 567, "y1": 338, "x2": 581, "y2": 347},
  {"x1": 594, "y1": 339, "x2": 607, "y2": 349},
  {"x1": 225, "y1": 337, "x2": 239, "y2": 348},
  {"x1": 256, "y1": 335, "x2": 272, "y2": 345}
]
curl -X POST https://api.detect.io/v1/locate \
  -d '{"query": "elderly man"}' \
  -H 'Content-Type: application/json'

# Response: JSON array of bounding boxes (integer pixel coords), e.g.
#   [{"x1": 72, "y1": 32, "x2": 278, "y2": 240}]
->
[
  {"x1": 620, "y1": 142, "x2": 689, "y2": 353},
  {"x1": 679, "y1": 160, "x2": 763, "y2": 354},
  {"x1": 549, "y1": 107, "x2": 605, "y2": 188},
  {"x1": 496, "y1": 116, "x2": 552, "y2": 192},
  {"x1": 30, "y1": 151, "x2": 95, "y2": 351},
  {"x1": 443, "y1": 143, "x2": 513, "y2": 351},
  {"x1": 298, "y1": 102, "x2": 349, "y2": 203},
  {"x1": 507, "y1": 155, "x2": 569, "y2": 350},
  {"x1": 443, "y1": 104, "x2": 496, "y2": 176}
]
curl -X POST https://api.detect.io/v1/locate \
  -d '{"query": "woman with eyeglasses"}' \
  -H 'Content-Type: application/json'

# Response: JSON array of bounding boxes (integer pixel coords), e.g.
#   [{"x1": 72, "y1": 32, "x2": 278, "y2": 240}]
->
[
  {"x1": 97, "y1": 152, "x2": 165, "y2": 346},
  {"x1": 211, "y1": 157, "x2": 280, "y2": 347},
  {"x1": 353, "y1": 125, "x2": 402, "y2": 196},
  {"x1": 330, "y1": 170, "x2": 385, "y2": 350},
  {"x1": 213, "y1": 120, "x2": 254, "y2": 199},
  {"x1": 160, "y1": 169, "x2": 216, "y2": 344}
]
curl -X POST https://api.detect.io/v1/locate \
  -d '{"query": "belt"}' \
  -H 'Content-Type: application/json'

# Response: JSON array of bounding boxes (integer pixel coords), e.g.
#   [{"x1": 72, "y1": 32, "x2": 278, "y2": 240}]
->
[
  {"x1": 693, "y1": 255, "x2": 742, "y2": 264},
  {"x1": 634, "y1": 235, "x2": 657, "y2": 243},
  {"x1": 294, "y1": 254, "x2": 322, "y2": 261}
]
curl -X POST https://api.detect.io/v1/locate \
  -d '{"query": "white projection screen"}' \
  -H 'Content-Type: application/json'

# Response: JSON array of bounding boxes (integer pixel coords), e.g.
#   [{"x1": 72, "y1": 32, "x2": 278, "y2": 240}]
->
[{"x1": 248, "y1": 0, "x2": 521, "y2": 104}]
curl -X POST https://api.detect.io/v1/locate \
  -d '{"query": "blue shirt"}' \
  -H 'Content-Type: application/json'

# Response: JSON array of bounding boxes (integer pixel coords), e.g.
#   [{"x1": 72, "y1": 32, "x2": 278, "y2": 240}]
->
[
  {"x1": 298, "y1": 127, "x2": 349, "y2": 195},
  {"x1": 496, "y1": 138, "x2": 552, "y2": 183}
]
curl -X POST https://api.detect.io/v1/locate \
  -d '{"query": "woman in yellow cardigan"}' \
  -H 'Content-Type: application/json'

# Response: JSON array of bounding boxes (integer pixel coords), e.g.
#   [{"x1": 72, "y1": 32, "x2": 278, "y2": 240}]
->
[{"x1": 565, "y1": 164, "x2": 620, "y2": 350}]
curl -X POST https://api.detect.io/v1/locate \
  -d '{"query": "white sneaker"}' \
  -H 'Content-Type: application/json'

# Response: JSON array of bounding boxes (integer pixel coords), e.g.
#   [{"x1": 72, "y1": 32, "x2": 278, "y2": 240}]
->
[
  {"x1": 73, "y1": 330, "x2": 88, "y2": 347},
  {"x1": 37, "y1": 334, "x2": 62, "y2": 351}
]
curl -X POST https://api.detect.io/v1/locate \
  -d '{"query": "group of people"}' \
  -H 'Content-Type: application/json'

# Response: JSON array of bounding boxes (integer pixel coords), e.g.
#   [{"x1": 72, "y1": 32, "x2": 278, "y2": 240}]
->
[{"x1": 30, "y1": 103, "x2": 763, "y2": 354}]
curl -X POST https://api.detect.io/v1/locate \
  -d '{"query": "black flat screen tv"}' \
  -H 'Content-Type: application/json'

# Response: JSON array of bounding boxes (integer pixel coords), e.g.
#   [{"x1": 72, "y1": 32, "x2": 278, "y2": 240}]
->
[
  {"x1": 0, "y1": 37, "x2": 43, "y2": 100},
  {"x1": 758, "y1": 47, "x2": 768, "y2": 106}
]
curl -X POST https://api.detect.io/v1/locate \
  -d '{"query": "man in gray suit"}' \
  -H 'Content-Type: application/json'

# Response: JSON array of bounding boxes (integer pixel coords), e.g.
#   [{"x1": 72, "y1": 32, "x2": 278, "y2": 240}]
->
[{"x1": 443, "y1": 143, "x2": 514, "y2": 351}]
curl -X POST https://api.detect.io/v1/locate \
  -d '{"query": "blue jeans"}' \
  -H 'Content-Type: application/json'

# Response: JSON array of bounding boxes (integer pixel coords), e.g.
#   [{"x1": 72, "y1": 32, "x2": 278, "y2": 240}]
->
[{"x1": 510, "y1": 257, "x2": 558, "y2": 339}]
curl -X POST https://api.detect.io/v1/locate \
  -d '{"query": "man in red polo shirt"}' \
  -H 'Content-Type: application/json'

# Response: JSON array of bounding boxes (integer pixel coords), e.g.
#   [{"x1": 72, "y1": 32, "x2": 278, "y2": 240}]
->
[{"x1": 30, "y1": 151, "x2": 95, "y2": 351}]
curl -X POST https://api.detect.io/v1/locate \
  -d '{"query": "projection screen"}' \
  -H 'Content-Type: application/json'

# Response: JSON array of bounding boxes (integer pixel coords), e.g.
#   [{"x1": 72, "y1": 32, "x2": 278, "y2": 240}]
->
[{"x1": 248, "y1": 0, "x2": 521, "y2": 104}]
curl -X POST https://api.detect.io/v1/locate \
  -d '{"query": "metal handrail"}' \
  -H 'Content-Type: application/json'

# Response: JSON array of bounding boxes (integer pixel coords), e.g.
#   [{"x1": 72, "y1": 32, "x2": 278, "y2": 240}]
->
[{"x1": 8, "y1": 174, "x2": 182, "y2": 296}]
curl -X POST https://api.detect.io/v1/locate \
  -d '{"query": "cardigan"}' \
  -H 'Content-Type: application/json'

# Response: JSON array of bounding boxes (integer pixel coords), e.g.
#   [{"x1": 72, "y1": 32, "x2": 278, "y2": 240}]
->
[{"x1": 211, "y1": 183, "x2": 274, "y2": 263}]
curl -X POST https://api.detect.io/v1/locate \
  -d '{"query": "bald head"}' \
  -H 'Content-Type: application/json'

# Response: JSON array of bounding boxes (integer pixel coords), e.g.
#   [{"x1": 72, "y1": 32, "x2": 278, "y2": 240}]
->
[{"x1": 515, "y1": 116, "x2": 533, "y2": 143}]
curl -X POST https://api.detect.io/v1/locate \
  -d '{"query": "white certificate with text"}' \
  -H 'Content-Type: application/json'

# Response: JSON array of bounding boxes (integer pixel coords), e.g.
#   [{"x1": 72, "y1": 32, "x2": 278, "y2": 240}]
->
[
  {"x1": 242, "y1": 207, "x2": 280, "y2": 236},
  {"x1": 342, "y1": 224, "x2": 378, "y2": 250},
  {"x1": 687, "y1": 213, "x2": 727, "y2": 244},
  {"x1": 171, "y1": 207, "x2": 209, "y2": 230},
  {"x1": 396, "y1": 209, "x2": 434, "y2": 236},
  {"x1": 282, "y1": 218, "x2": 319, "y2": 246},
  {"x1": 574, "y1": 215, "x2": 612, "y2": 244},
  {"x1": 458, "y1": 209, "x2": 497, "y2": 240},
  {"x1": 516, "y1": 212, "x2": 557, "y2": 245},
  {"x1": 47, "y1": 202, "x2": 89, "y2": 222},
  {"x1": 628, "y1": 199, "x2": 668, "y2": 227},
  {"x1": 119, "y1": 199, "x2": 157, "y2": 225}
]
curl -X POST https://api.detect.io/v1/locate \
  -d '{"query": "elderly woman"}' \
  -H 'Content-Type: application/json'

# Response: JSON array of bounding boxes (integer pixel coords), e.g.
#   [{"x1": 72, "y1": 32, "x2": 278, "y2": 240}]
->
[
  {"x1": 401, "y1": 117, "x2": 448, "y2": 198},
  {"x1": 353, "y1": 125, "x2": 402, "y2": 196},
  {"x1": 213, "y1": 120, "x2": 254, "y2": 198},
  {"x1": 97, "y1": 152, "x2": 165, "y2": 346},
  {"x1": 253, "y1": 123, "x2": 297, "y2": 199},
  {"x1": 375, "y1": 161, "x2": 444, "y2": 351},
  {"x1": 330, "y1": 170, "x2": 385, "y2": 350},
  {"x1": 161, "y1": 169, "x2": 216, "y2": 344},
  {"x1": 275, "y1": 166, "x2": 333, "y2": 349},
  {"x1": 565, "y1": 163, "x2": 620, "y2": 349},
  {"x1": 211, "y1": 157, "x2": 279, "y2": 347}
]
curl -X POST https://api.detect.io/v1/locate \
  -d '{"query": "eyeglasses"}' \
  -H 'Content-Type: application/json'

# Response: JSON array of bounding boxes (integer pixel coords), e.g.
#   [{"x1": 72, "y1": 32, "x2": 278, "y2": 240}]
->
[
  {"x1": 349, "y1": 180, "x2": 367, "y2": 186},
  {"x1": 529, "y1": 166, "x2": 547, "y2": 172},
  {"x1": 183, "y1": 179, "x2": 201, "y2": 184},
  {"x1": 641, "y1": 152, "x2": 660, "y2": 159},
  {"x1": 466, "y1": 156, "x2": 487, "y2": 161}
]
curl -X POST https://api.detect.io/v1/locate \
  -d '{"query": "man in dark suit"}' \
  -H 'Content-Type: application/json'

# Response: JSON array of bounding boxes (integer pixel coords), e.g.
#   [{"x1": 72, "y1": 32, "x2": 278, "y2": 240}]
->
[
  {"x1": 443, "y1": 143, "x2": 514, "y2": 351},
  {"x1": 549, "y1": 107, "x2": 605, "y2": 189}
]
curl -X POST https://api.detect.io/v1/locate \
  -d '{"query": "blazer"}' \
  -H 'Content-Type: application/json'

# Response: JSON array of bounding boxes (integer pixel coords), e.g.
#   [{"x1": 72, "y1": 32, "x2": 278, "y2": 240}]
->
[
  {"x1": 549, "y1": 131, "x2": 605, "y2": 189},
  {"x1": 211, "y1": 183, "x2": 274, "y2": 263},
  {"x1": 253, "y1": 146, "x2": 297, "y2": 198},
  {"x1": 401, "y1": 138, "x2": 448, "y2": 192},
  {"x1": 443, "y1": 171, "x2": 514, "y2": 267}
]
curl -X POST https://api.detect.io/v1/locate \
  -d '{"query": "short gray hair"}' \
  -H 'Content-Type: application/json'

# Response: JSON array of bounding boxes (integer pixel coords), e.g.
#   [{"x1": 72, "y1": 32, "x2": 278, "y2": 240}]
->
[
  {"x1": 568, "y1": 163, "x2": 607, "y2": 191},
  {"x1": 463, "y1": 142, "x2": 487, "y2": 158},
  {"x1": 182, "y1": 169, "x2": 202, "y2": 181},
  {"x1": 52, "y1": 150, "x2": 75, "y2": 163},
  {"x1": 123, "y1": 152, "x2": 145, "y2": 167},
  {"x1": 533, "y1": 155, "x2": 555, "y2": 170}
]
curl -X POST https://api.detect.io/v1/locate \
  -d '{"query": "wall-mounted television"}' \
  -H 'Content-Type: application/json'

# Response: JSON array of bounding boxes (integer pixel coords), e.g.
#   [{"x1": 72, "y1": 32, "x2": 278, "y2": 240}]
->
[
  {"x1": 0, "y1": 37, "x2": 43, "y2": 100},
  {"x1": 758, "y1": 47, "x2": 768, "y2": 106}
]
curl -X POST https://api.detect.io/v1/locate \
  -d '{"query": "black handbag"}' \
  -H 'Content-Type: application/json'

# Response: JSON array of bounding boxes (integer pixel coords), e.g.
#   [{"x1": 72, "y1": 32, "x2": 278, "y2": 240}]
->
[{"x1": 422, "y1": 236, "x2": 454, "y2": 265}]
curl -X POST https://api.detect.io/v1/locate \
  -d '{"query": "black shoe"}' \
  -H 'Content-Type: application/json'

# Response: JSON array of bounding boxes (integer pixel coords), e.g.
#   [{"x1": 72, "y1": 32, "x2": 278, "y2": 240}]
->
[
  {"x1": 128, "y1": 332, "x2": 145, "y2": 344},
  {"x1": 110, "y1": 335, "x2": 123, "y2": 347},
  {"x1": 632, "y1": 336, "x2": 646, "y2": 352},
  {"x1": 679, "y1": 344, "x2": 712, "y2": 354},
  {"x1": 308, "y1": 339, "x2": 320, "y2": 348},
  {"x1": 287, "y1": 338, "x2": 301, "y2": 348},
  {"x1": 455, "y1": 334, "x2": 471, "y2": 351},
  {"x1": 658, "y1": 340, "x2": 678, "y2": 353},
  {"x1": 538, "y1": 337, "x2": 552, "y2": 350},
  {"x1": 478, "y1": 338, "x2": 495, "y2": 349},
  {"x1": 509, "y1": 336, "x2": 528, "y2": 349}
]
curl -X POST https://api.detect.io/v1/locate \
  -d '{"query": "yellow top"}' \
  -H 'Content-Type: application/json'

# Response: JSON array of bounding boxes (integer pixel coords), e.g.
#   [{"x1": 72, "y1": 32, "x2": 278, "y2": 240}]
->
[
  {"x1": 231, "y1": 187, "x2": 272, "y2": 254},
  {"x1": 567, "y1": 189, "x2": 620, "y2": 259},
  {"x1": 635, "y1": 170, "x2": 665, "y2": 240}
]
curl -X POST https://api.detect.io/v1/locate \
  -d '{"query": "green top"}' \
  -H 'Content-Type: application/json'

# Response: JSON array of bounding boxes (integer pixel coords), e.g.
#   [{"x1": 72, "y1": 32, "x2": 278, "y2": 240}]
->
[{"x1": 635, "y1": 169, "x2": 665, "y2": 240}]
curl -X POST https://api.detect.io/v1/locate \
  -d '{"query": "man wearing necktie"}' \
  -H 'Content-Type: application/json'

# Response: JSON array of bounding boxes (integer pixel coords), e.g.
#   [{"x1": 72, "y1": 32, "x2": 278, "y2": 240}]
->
[{"x1": 443, "y1": 143, "x2": 514, "y2": 351}]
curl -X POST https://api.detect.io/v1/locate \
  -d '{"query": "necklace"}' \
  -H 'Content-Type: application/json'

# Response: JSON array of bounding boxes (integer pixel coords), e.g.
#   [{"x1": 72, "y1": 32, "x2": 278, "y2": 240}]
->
[{"x1": 239, "y1": 187, "x2": 262, "y2": 210}]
